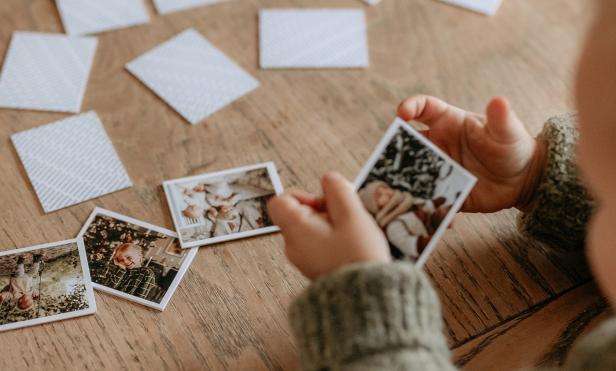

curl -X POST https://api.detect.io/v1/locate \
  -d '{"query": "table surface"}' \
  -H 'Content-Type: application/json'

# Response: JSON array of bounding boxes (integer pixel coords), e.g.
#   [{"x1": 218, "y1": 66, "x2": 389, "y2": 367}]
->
[{"x1": 0, "y1": 1, "x2": 609, "y2": 370}]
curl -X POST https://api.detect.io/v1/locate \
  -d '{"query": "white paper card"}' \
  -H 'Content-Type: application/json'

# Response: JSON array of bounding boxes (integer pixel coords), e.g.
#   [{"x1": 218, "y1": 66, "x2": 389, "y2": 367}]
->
[
  {"x1": 259, "y1": 9, "x2": 369, "y2": 69},
  {"x1": 363, "y1": 0, "x2": 382, "y2": 5},
  {"x1": 56, "y1": 0, "x2": 150, "y2": 36},
  {"x1": 439, "y1": 0, "x2": 503, "y2": 15},
  {"x1": 126, "y1": 29, "x2": 259, "y2": 125},
  {"x1": 153, "y1": 0, "x2": 225, "y2": 15},
  {"x1": 12, "y1": 112, "x2": 132, "y2": 213},
  {"x1": 0, "y1": 32, "x2": 97, "y2": 113}
]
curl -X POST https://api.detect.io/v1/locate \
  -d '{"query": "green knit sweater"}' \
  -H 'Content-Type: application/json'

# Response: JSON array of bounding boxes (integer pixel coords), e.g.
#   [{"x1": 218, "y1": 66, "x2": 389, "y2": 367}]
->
[{"x1": 289, "y1": 114, "x2": 615, "y2": 370}]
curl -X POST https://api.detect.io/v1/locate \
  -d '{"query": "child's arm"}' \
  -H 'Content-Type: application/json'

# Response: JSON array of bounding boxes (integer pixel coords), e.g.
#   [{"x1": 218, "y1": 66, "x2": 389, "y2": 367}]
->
[
  {"x1": 517, "y1": 113, "x2": 595, "y2": 251},
  {"x1": 268, "y1": 174, "x2": 456, "y2": 370},
  {"x1": 290, "y1": 262, "x2": 455, "y2": 371},
  {"x1": 268, "y1": 97, "x2": 594, "y2": 370}
]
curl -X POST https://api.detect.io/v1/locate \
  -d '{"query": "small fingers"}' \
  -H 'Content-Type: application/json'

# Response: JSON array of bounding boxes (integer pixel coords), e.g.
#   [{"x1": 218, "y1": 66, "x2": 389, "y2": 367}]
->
[
  {"x1": 290, "y1": 190, "x2": 325, "y2": 212},
  {"x1": 267, "y1": 194, "x2": 328, "y2": 235},
  {"x1": 321, "y1": 172, "x2": 366, "y2": 225},
  {"x1": 485, "y1": 97, "x2": 527, "y2": 143},
  {"x1": 267, "y1": 195, "x2": 303, "y2": 230}
]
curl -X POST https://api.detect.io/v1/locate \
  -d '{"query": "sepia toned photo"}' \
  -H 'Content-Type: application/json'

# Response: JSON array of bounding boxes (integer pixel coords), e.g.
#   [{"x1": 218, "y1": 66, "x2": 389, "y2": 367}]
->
[
  {"x1": 79, "y1": 208, "x2": 197, "y2": 311},
  {"x1": 356, "y1": 118, "x2": 477, "y2": 267},
  {"x1": 0, "y1": 240, "x2": 96, "y2": 332},
  {"x1": 163, "y1": 162, "x2": 284, "y2": 248}
]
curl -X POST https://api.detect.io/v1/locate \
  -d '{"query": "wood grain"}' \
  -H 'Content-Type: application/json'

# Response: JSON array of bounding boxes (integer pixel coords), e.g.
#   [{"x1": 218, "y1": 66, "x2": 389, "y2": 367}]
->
[
  {"x1": 0, "y1": 0, "x2": 599, "y2": 370},
  {"x1": 452, "y1": 282, "x2": 611, "y2": 370}
]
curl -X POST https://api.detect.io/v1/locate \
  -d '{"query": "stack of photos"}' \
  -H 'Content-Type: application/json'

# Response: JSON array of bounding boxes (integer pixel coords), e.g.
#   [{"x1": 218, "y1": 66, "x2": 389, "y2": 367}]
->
[
  {"x1": 163, "y1": 162, "x2": 284, "y2": 248},
  {"x1": 79, "y1": 208, "x2": 197, "y2": 311},
  {"x1": 0, "y1": 240, "x2": 96, "y2": 332},
  {"x1": 355, "y1": 118, "x2": 477, "y2": 267}
]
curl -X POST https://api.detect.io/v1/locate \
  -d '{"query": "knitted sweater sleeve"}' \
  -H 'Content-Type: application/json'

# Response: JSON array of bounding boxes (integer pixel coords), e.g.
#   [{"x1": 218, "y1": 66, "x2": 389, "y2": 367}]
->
[
  {"x1": 518, "y1": 113, "x2": 595, "y2": 251},
  {"x1": 563, "y1": 318, "x2": 616, "y2": 370},
  {"x1": 289, "y1": 262, "x2": 456, "y2": 371},
  {"x1": 288, "y1": 114, "x2": 598, "y2": 371}
]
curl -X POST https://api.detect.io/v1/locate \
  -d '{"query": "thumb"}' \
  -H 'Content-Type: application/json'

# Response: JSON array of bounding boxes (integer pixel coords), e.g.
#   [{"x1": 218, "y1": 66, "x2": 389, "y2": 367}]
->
[
  {"x1": 321, "y1": 172, "x2": 365, "y2": 226},
  {"x1": 485, "y1": 97, "x2": 526, "y2": 143}
]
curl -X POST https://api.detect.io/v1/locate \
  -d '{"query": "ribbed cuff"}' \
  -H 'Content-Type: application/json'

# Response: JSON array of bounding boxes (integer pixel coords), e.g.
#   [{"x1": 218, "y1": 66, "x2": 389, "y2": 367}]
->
[
  {"x1": 518, "y1": 113, "x2": 595, "y2": 252},
  {"x1": 289, "y1": 262, "x2": 449, "y2": 371},
  {"x1": 565, "y1": 318, "x2": 616, "y2": 370}
]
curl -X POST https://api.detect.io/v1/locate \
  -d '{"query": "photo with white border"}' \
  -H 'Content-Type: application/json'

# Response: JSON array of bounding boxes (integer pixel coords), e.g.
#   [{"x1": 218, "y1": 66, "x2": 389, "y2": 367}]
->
[
  {"x1": 163, "y1": 162, "x2": 284, "y2": 248},
  {"x1": 0, "y1": 239, "x2": 96, "y2": 332},
  {"x1": 78, "y1": 208, "x2": 198, "y2": 311},
  {"x1": 355, "y1": 118, "x2": 477, "y2": 267}
]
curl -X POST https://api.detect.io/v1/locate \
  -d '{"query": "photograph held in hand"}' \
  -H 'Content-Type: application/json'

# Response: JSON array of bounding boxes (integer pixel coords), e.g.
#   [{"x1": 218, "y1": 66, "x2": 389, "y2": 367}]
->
[{"x1": 355, "y1": 118, "x2": 477, "y2": 266}]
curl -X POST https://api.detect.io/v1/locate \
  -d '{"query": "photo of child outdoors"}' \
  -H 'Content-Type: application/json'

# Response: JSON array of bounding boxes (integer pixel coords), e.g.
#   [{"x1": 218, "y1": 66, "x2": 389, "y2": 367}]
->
[
  {"x1": 80, "y1": 209, "x2": 197, "y2": 310},
  {"x1": 356, "y1": 119, "x2": 476, "y2": 264},
  {"x1": 164, "y1": 162, "x2": 283, "y2": 248},
  {"x1": 0, "y1": 241, "x2": 95, "y2": 331}
]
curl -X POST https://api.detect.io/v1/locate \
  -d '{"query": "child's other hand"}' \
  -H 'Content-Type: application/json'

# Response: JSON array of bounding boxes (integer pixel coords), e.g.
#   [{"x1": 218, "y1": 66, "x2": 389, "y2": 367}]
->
[
  {"x1": 398, "y1": 95, "x2": 547, "y2": 213},
  {"x1": 268, "y1": 172, "x2": 391, "y2": 280}
]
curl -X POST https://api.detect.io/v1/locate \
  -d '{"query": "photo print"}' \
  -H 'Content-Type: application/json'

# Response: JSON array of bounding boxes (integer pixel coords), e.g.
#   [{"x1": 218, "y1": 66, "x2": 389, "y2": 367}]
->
[
  {"x1": 163, "y1": 162, "x2": 284, "y2": 248},
  {"x1": 355, "y1": 118, "x2": 477, "y2": 267},
  {"x1": 79, "y1": 208, "x2": 198, "y2": 311},
  {"x1": 0, "y1": 240, "x2": 96, "y2": 332}
]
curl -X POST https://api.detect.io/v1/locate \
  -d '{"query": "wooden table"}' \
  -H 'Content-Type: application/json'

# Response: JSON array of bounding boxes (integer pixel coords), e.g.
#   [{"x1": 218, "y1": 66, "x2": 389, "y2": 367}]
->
[{"x1": 0, "y1": 0, "x2": 608, "y2": 370}]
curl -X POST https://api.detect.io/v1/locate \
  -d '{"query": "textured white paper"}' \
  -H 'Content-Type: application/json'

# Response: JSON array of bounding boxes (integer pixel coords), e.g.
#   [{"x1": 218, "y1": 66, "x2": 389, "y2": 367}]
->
[
  {"x1": 0, "y1": 32, "x2": 97, "y2": 113},
  {"x1": 153, "y1": 0, "x2": 225, "y2": 14},
  {"x1": 126, "y1": 29, "x2": 259, "y2": 125},
  {"x1": 56, "y1": 0, "x2": 150, "y2": 36},
  {"x1": 362, "y1": 0, "x2": 382, "y2": 5},
  {"x1": 12, "y1": 112, "x2": 132, "y2": 213},
  {"x1": 259, "y1": 9, "x2": 369, "y2": 69},
  {"x1": 439, "y1": 0, "x2": 503, "y2": 15}
]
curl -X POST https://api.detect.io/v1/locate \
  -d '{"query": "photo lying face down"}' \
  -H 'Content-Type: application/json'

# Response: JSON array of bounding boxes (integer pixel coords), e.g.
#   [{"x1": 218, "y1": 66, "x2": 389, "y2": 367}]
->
[{"x1": 355, "y1": 119, "x2": 476, "y2": 265}]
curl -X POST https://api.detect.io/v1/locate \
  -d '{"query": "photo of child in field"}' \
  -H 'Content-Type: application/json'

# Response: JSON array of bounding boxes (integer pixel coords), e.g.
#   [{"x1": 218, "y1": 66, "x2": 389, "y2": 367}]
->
[
  {"x1": 356, "y1": 119, "x2": 476, "y2": 264},
  {"x1": 0, "y1": 241, "x2": 95, "y2": 331},
  {"x1": 80, "y1": 209, "x2": 197, "y2": 310},
  {"x1": 164, "y1": 162, "x2": 284, "y2": 248}
]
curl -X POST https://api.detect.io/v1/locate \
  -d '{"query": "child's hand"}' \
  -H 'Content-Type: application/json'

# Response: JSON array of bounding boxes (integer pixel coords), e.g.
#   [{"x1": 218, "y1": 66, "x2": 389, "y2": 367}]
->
[
  {"x1": 268, "y1": 172, "x2": 391, "y2": 280},
  {"x1": 398, "y1": 95, "x2": 548, "y2": 213}
]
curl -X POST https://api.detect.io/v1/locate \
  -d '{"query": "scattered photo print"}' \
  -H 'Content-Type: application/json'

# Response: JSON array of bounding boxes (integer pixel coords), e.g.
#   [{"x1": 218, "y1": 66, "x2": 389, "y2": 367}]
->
[
  {"x1": 0, "y1": 240, "x2": 96, "y2": 332},
  {"x1": 355, "y1": 118, "x2": 477, "y2": 267},
  {"x1": 79, "y1": 208, "x2": 197, "y2": 311},
  {"x1": 163, "y1": 162, "x2": 284, "y2": 248}
]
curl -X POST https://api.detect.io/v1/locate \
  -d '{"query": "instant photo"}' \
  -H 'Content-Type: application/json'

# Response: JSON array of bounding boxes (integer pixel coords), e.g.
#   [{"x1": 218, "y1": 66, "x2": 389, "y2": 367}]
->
[
  {"x1": 79, "y1": 208, "x2": 197, "y2": 311},
  {"x1": 0, "y1": 240, "x2": 96, "y2": 332},
  {"x1": 355, "y1": 118, "x2": 477, "y2": 267},
  {"x1": 163, "y1": 162, "x2": 284, "y2": 248}
]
